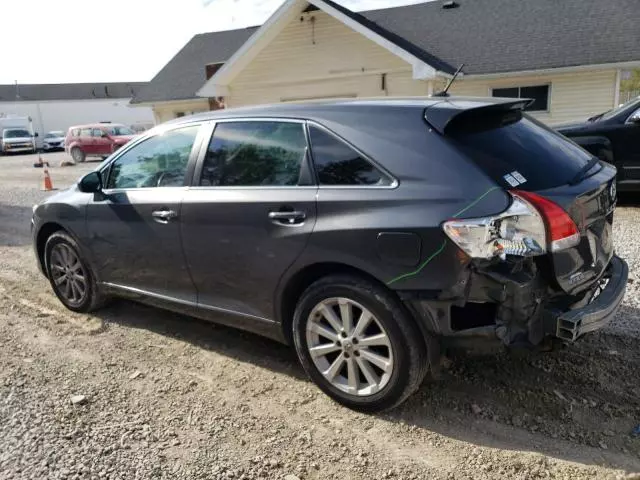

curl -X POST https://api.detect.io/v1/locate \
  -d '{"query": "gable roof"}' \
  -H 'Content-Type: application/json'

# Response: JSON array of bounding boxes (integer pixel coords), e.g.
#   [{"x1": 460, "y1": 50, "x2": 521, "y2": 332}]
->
[
  {"x1": 198, "y1": 0, "x2": 452, "y2": 98},
  {"x1": 321, "y1": 0, "x2": 457, "y2": 74},
  {"x1": 139, "y1": 0, "x2": 640, "y2": 104},
  {"x1": 131, "y1": 28, "x2": 257, "y2": 104},
  {"x1": 0, "y1": 82, "x2": 148, "y2": 102},
  {"x1": 361, "y1": 0, "x2": 640, "y2": 75}
]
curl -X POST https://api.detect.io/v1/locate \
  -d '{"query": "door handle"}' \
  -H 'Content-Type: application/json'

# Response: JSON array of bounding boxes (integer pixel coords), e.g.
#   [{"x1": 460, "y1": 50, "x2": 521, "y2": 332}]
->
[
  {"x1": 152, "y1": 209, "x2": 178, "y2": 223},
  {"x1": 268, "y1": 210, "x2": 306, "y2": 225}
]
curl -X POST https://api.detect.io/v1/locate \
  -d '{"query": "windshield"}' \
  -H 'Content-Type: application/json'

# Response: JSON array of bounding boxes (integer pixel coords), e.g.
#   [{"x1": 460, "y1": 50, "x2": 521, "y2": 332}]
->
[
  {"x1": 3, "y1": 129, "x2": 31, "y2": 138},
  {"x1": 449, "y1": 113, "x2": 592, "y2": 190},
  {"x1": 106, "y1": 126, "x2": 135, "y2": 136},
  {"x1": 591, "y1": 96, "x2": 640, "y2": 122},
  {"x1": 45, "y1": 131, "x2": 64, "y2": 138}
]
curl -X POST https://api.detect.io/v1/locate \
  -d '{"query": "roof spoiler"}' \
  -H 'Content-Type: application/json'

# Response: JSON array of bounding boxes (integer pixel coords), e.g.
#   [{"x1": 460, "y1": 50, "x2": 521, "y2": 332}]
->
[{"x1": 424, "y1": 98, "x2": 533, "y2": 134}]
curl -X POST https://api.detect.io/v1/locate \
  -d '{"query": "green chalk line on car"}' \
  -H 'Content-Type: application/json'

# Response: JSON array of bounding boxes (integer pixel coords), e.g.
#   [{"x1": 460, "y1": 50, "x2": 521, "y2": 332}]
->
[{"x1": 386, "y1": 186, "x2": 502, "y2": 286}]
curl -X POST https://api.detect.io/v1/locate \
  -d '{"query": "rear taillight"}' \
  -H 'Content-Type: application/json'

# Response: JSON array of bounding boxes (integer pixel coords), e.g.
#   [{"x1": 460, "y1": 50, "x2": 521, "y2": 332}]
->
[
  {"x1": 511, "y1": 190, "x2": 580, "y2": 252},
  {"x1": 443, "y1": 190, "x2": 579, "y2": 260}
]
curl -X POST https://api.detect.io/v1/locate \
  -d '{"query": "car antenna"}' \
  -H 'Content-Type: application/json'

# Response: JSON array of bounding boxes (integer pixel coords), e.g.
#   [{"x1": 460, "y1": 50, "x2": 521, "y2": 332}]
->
[{"x1": 432, "y1": 64, "x2": 465, "y2": 97}]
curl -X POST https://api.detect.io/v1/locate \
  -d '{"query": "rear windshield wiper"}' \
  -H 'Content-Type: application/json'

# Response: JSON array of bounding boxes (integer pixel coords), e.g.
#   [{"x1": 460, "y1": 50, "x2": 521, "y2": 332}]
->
[{"x1": 569, "y1": 156, "x2": 601, "y2": 185}]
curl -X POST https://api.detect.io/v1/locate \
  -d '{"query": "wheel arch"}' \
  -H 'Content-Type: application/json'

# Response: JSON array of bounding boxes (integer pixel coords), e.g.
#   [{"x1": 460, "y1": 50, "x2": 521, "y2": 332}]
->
[
  {"x1": 36, "y1": 222, "x2": 67, "y2": 277},
  {"x1": 277, "y1": 262, "x2": 427, "y2": 347},
  {"x1": 568, "y1": 135, "x2": 614, "y2": 163}
]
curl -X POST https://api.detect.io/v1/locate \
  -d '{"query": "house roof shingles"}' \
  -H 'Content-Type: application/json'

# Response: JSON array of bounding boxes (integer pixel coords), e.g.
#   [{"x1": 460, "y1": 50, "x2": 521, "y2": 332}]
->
[
  {"x1": 0, "y1": 82, "x2": 148, "y2": 102},
  {"x1": 131, "y1": 27, "x2": 258, "y2": 104},
  {"x1": 361, "y1": 0, "x2": 640, "y2": 75},
  {"x1": 133, "y1": 0, "x2": 640, "y2": 104}
]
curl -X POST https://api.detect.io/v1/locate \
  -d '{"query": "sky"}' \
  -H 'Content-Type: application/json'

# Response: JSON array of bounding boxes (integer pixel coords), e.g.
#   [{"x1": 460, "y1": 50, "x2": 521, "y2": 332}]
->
[{"x1": 0, "y1": 0, "x2": 425, "y2": 85}]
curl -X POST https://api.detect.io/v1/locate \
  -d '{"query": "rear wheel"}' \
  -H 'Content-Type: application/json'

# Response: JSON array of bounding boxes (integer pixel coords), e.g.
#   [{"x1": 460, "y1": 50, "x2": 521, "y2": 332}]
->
[
  {"x1": 44, "y1": 231, "x2": 107, "y2": 312},
  {"x1": 70, "y1": 147, "x2": 85, "y2": 163},
  {"x1": 292, "y1": 275, "x2": 428, "y2": 412}
]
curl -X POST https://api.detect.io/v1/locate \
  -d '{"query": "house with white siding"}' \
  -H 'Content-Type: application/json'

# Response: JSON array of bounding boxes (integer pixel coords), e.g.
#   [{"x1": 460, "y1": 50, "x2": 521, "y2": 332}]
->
[{"x1": 132, "y1": 0, "x2": 640, "y2": 126}]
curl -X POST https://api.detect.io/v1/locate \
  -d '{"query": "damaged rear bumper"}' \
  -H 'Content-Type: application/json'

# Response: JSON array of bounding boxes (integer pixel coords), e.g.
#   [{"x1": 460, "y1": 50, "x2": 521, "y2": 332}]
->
[
  {"x1": 544, "y1": 255, "x2": 628, "y2": 342},
  {"x1": 404, "y1": 255, "x2": 628, "y2": 349}
]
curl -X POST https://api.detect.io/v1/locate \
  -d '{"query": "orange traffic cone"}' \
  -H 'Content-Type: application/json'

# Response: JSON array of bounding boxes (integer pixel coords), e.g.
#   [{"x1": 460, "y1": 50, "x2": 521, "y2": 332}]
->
[{"x1": 43, "y1": 167, "x2": 54, "y2": 191}]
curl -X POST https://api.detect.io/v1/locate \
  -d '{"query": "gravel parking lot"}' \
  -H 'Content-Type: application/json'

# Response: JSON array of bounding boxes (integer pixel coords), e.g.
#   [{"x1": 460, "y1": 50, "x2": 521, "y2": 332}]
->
[{"x1": 1, "y1": 152, "x2": 639, "y2": 480}]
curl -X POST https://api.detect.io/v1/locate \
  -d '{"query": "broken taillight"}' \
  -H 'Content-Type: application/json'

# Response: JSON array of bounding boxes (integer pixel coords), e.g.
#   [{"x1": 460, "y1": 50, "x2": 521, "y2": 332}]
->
[
  {"x1": 511, "y1": 190, "x2": 580, "y2": 252},
  {"x1": 443, "y1": 190, "x2": 579, "y2": 260}
]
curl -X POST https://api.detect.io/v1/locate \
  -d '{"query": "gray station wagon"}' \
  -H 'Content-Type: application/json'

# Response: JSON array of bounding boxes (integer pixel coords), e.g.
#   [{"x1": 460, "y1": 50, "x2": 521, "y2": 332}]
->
[{"x1": 32, "y1": 98, "x2": 627, "y2": 411}]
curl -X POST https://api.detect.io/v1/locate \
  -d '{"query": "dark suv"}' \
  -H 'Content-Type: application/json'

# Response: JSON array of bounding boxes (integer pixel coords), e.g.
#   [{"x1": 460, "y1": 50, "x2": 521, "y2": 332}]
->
[{"x1": 32, "y1": 98, "x2": 627, "y2": 411}]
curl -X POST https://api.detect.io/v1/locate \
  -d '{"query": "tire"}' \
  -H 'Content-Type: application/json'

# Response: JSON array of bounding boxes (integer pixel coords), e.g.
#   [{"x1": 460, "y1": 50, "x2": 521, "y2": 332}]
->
[
  {"x1": 44, "y1": 231, "x2": 107, "y2": 313},
  {"x1": 70, "y1": 147, "x2": 85, "y2": 163},
  {"x1": 292, "y1": 274, "x2": 428, "y2": 412}
]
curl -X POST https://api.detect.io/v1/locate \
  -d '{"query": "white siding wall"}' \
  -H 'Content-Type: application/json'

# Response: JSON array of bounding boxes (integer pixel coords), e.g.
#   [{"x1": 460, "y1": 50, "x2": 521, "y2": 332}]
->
[
  {"x1": 227, "y1": 11, "x2": 428, "y2": 107},
  {"x1": 449, "y1": 70, "x2": 617, "y2": 125},
  {"x1": 152, "y1": 99, "x2": 211, "y2": 124},
  {"x1": 0, "y1": 99, "x2": 154, "y2": 146}
]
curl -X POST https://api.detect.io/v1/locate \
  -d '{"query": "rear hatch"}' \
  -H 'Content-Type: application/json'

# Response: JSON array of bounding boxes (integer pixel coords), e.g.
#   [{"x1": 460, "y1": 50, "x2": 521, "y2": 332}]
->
[{"x1": 427, "y1": 101, "x2": 617, "y2": 294}]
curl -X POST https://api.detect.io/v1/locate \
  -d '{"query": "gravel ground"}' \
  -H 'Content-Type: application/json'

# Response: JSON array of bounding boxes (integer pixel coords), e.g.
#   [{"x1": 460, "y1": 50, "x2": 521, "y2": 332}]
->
[{"x1": 1, "y1": 152, "x2": 639, "y2": 480}]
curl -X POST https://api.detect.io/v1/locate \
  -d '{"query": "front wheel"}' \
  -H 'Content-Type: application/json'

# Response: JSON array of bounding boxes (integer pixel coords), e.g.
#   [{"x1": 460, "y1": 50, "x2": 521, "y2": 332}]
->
[
  {"x1": 44, "y1": 231, "x2": 107, "y2": 312},
  {"x1": 292, "y1": 275, "x2": 428, "y2": 412}
]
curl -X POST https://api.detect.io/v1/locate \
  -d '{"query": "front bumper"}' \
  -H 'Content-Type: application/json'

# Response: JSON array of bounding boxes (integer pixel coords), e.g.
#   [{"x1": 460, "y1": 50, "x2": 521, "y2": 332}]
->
[
  {"x1": 4, "y1": 145, "x2": 35, "y2": 153},
  {"x1": 545, "y1": 255, "x2": 628, "y2": 342},
  {"x1": 43, "y1": 143, "x2": 64, "y2": 150}
]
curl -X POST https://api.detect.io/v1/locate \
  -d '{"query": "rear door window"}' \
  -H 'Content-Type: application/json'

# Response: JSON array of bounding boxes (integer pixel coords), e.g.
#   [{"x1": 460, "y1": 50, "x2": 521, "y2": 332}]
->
[
  {"x1": 199, "y1": 121, "x2": 307, "y2": 187},
  {"x1": 448, "y1": 114, "x2": 592, "y2": 190}
]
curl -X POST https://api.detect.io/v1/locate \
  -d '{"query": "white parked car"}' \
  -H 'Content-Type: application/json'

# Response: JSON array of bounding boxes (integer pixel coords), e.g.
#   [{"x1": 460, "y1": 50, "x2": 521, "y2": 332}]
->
[{"x1": 42, "y1": 131, "x2": 66, "y2": 152}]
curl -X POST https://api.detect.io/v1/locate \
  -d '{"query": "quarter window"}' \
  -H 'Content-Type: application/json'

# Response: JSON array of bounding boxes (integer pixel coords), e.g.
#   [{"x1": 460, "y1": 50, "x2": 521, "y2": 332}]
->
[
  {"x1": 200, "y1": 121, "x2": 307, "y2": 187},
  {"x1": 308, "y1": 125, "x2": 390, "y2": 186},
  {"x1": 492, "y1": 85, "x2": 550, "y2": 112},
  {"x1": 106, "y1": 126, "x2": 199, "y2": 189}
]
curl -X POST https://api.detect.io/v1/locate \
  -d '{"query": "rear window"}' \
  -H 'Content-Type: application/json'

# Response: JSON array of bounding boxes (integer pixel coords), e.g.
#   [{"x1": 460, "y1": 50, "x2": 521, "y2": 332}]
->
[{"x1": 448, "y1": 113, "x2": 592, "y2": 190}]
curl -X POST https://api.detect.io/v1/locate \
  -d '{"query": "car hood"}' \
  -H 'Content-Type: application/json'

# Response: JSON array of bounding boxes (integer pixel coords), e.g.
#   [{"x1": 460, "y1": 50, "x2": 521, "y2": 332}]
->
[
  {"x1": 3, "y1": 136, "x2": 33, "y2": 143},
  {"x1": 555, "y1": 121, "x2": 593, "y2": 135},
  {"x1": 44, "y1": 137, "x2": 65, "y2": 143}
]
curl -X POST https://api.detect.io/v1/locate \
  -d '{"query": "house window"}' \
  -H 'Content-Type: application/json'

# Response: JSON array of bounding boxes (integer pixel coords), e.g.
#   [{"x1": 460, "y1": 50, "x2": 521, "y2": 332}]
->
[{"x1": 492, "y1": 85, "x2": 550, "y2": 112}]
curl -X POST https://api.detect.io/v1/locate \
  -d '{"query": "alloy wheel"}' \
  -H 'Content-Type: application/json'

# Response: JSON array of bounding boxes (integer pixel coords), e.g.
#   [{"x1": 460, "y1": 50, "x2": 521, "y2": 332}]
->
[
  {"x1": 49, "y1": 243, "x2": 87, "y2": 307},
  {"x1": 305, "y1": 297, "x2": 394, "y2": 396}
]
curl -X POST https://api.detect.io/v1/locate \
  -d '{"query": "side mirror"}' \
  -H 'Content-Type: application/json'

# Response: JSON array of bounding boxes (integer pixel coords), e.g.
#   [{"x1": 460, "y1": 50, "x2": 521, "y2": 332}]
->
[
  {"x1": 34, "y1": 132, "x2": 39, "y2": 138},
  {"x1": 79, "y1": 171, "x2": 102, "y2": 193},
  {"x1": 628, "y1": 111, "x2": 640, "y2": 124}
]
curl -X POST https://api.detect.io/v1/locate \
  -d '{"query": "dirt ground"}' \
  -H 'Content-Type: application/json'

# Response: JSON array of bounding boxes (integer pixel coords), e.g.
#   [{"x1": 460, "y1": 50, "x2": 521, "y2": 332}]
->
[{"x1": 1, "y1": 152, "x2": 639, "y2": 479}]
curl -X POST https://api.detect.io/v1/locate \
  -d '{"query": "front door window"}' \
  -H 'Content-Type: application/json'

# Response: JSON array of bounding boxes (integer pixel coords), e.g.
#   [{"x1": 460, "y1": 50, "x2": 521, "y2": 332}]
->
[{"x1": 106, "y1": 126, "x2": 200, "y2": 189}]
